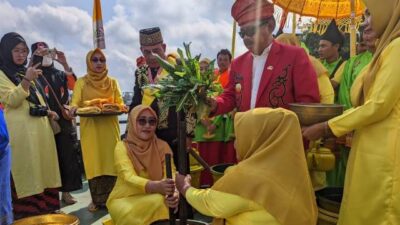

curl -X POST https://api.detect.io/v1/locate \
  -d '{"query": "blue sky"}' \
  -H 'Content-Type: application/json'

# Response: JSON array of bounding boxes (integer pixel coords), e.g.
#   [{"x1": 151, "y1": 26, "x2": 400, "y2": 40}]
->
[{"x1": 1, "y1": 0, "x2": 307, "y2": 91}]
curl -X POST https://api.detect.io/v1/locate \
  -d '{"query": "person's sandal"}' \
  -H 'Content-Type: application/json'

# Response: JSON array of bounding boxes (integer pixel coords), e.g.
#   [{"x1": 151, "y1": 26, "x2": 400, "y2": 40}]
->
[
  {"x1": 62, "y1": 192, "x2": 77, "y2": 205},
  {"x1": 88, "y1": 202, "x2": 99, "y2": 212}
]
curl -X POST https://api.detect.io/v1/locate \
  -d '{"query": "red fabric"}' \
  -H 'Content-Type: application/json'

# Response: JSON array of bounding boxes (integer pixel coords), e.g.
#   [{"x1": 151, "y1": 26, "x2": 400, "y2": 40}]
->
[
  {"x1": 11, "y1": 178, "x2": 60, "y2": 220},
  {"x1": 222, "y1": 141, "x2": 237, "y2": 164},
  {"x1": 214, "y1": 41, "x2": 320, "y2": 115},
  {"x1": 231, "y1": 0, "x2": 274, "y2": 26},
  {"x1": 197, "y1": 141, "x2": 238, "y2": 186},
  {"x1": 66, "y1": 74, "x2": 76, "y2": 90},
  {"x1": 136, "y1": 56, "x2": 146, "y2": 67},
  {"x1": 197, "y1": 142, "x2": 225, "y2": 186}
]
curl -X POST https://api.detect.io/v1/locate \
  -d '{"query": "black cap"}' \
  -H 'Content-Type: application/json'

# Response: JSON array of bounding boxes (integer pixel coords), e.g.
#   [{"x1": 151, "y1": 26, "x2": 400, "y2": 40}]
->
[
  {"x1": 31, "y1": 42, "x2": 49, "y2": 54},
  {"x1": 321, "y1": 20, "x2": 345, "y2": 46},
  {"x1": 139, "y1": 27, "x2": 163, "y2": 46}
]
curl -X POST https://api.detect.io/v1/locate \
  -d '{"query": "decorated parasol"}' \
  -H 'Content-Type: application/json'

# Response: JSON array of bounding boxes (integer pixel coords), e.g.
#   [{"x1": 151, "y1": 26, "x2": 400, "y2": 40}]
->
[{"x1": 272, "y1": 0, "x2": 366, "y2": 56}]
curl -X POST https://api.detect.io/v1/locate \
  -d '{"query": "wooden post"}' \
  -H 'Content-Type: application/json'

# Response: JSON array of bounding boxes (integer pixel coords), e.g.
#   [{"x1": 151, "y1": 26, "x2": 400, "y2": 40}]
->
[
  {"x1": 292, "y1": 13, "x2": 297, "y2": 34},
  {"x1": 231, "y1": 20, "x2": 237, "y2": 58},
  {"x1": 165, "y1": 154, "x2": 176, "y2": 225},
  {"x1": 177, "y1": 111, "x2": 189, "y2": 225},
  {"x1": 350, "y1": 0, "x2": 357, "y2": 57}
]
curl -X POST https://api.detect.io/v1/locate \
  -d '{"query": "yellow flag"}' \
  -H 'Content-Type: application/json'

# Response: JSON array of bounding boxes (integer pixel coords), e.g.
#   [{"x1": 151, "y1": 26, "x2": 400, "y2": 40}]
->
[{"x1": 93, "y1": 0, "x2": 105, "y2": 49}]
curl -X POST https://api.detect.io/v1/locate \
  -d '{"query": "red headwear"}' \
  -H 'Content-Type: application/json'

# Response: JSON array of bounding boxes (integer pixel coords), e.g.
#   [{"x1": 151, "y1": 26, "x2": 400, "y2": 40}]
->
[{"x1": 231, "y1": 0, "x2": 275, "y2": 26}]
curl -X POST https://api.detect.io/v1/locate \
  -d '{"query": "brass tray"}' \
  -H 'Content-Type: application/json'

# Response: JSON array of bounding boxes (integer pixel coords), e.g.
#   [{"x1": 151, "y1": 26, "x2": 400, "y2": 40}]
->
[{"x1": 77, "y1": 111, "x2": 125, "y2": 117}]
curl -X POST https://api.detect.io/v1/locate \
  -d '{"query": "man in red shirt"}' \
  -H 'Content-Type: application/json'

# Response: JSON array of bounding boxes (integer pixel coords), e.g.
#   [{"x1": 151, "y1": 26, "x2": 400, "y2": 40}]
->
[{"x1": 210, "y1": 0, "x2": 320, "y2": 114}]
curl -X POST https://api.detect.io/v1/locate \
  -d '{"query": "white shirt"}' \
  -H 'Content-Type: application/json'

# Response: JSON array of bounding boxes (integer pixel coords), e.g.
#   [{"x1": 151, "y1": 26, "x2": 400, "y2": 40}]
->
[{"x1": 250, "y1": 44, "x2": 272, "y2": 109}]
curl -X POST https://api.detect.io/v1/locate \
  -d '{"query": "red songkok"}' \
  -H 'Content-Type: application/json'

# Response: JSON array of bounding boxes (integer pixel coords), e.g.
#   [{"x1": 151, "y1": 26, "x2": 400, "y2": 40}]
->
[{"x1": 231, "y1": 0, "x2": 275, "y2": 26}]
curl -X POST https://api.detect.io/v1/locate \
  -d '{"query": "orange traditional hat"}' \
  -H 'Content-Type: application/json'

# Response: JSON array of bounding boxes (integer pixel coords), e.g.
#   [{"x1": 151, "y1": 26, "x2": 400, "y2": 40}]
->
[{"x1": 231, "y1": 0, "x2": 274, "y2": 26}]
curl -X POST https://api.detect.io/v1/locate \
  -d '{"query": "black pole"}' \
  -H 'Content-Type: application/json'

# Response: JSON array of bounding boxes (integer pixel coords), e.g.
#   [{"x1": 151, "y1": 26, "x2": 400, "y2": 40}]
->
[
  {"x1": 177, "y1": 111, "x2": 189, "y2": 225},
  {"x1": 165, "y1": 154, "x2": 176, "y2": 225}
]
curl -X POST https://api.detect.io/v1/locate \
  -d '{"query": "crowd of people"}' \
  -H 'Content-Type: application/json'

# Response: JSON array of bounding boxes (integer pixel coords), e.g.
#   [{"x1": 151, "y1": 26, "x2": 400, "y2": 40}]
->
[{"x1": 0, "y1": 0, "x2": 399, "y2": 224}]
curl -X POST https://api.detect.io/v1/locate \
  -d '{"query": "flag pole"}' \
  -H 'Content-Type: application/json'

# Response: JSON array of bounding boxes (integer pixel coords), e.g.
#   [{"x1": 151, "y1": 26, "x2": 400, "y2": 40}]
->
[{"x1": 93, "y1": 0, "x2": 106, "y2": 49}]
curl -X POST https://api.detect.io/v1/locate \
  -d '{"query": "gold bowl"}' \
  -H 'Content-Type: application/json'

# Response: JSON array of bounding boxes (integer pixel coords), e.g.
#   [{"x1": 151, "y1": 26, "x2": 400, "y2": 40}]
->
[
  {"x1": 210, "y1": 163, "x2": 234, "y2": 182},
  {"x1": 13, "y1": 214, "x2": 79, "y2": 225},
  {"x1": 289, "y1": 103, "x2": 344, "y2": 126}
]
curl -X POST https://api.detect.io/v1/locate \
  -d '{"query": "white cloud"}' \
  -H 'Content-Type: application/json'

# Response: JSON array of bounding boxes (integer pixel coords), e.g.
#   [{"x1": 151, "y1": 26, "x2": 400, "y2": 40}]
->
[{"x1": 0, "y1": 0, "x2": 249, "y2": 91}]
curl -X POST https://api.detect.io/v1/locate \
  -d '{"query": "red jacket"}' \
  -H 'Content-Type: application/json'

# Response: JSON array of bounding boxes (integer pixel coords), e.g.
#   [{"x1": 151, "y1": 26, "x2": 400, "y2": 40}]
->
[{"x1": 215, "y1": 41, "x2": 320, "y2": 114}]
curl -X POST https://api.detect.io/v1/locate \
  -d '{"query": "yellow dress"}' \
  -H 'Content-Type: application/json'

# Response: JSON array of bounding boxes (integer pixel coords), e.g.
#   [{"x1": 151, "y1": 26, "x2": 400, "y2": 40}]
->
[
  {"x1": 106, "y1": 141, "x2": 175, "y2": 225},
  {"x1": 71, "y1": 77, "x2": 122, "y2": 179},
  {"x1": 186, "y1": 187, "x2": 281, "y2": 225},
  {"x1": 309, "y1": 56, "x2": 335, "y2": 104},
  {"x1": 328, "y1": 37, "x2": 400, "y2": 225},
  {"x1": 0, "y1": 71, "x2": 61, "y2": 198}
]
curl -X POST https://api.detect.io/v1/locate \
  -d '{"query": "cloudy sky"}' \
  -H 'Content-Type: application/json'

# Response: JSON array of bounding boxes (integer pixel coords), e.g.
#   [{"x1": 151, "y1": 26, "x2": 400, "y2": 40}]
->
[{"x1": 1, "y1": 0, "x2": 304, "y2": 91}]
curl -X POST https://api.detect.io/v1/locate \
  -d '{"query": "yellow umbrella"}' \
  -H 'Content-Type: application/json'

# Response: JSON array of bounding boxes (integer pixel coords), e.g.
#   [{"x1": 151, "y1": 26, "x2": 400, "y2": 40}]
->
[
  {"x1": 271, "y1": 0, "x2": 365, "y2": 19},
  {"x1": 272, "y1": 0, "x2": 366, "y2": 57}
]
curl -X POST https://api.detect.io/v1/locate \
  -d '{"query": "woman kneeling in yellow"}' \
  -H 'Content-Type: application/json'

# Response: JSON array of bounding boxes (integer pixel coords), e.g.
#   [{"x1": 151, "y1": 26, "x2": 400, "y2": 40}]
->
[
  {"x1": 107, "y1": 105, "x2": 179, "y2": 225},
  {"x1": 176, "y1": 108, "x2": 317, "y2": 225}
]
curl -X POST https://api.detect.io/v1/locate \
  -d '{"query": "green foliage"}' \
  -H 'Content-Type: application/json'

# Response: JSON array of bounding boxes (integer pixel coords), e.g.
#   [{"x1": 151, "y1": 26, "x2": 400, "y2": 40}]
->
[{"x1": 143, "y1": 42, "x2": 223, "y2": 118}]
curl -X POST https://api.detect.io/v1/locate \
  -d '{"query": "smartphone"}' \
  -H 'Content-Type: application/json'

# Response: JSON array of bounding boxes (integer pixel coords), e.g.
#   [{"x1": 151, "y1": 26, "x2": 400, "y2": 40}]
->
[
  {"x1": 32, "y1": 55, "x2": 43, "y2": 67},
  {"x1": 48, "y1": 48, "x2": 57, "y2": 60}
]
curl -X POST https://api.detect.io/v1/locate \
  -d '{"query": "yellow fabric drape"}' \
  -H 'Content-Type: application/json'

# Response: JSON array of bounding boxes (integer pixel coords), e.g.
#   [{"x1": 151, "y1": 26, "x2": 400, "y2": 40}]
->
[
  {"x1": 212, "y1": 108, "x2": 317, "y2": 225},
  {"x1": 125, "y1": 105, "x2": 172, "y2": 181},
  {"x1": 82, "y1": 48, "x2": 113, "y2": 101},
  {"x1": 356, "y1": 0, "x2": 400, "y2": 106}
]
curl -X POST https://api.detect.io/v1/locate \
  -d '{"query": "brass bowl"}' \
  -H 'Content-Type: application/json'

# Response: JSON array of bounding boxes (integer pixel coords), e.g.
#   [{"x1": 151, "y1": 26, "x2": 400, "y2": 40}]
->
[
  {"x1": 13, "y1": 214, "x2": 79, "y2": 225},
  {"x1": 289, "y1": 103, "x2": 344, "y2": 126},
  {"x1": 210, "y1": 163, "x2": 234, "y2": 183}
]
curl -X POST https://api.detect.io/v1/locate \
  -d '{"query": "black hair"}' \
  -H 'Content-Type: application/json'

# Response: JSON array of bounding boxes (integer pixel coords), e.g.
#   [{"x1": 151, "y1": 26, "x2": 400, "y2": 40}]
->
[{"x1": 217, "y1": 49, "x2": 232, "y2": 62}]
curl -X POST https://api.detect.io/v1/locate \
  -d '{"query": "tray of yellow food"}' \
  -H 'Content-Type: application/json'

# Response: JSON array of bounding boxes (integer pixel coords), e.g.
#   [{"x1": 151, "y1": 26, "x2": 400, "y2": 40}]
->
[{"x1": 76, "y1": 99, "x2": 128, "y2": 117}]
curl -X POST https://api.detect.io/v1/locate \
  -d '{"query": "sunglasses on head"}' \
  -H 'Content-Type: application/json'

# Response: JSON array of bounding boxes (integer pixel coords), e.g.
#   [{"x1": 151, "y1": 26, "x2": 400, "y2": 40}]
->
[
  {"x1": 91, "y1": 57, "x2": 106, "y2": 63},
  {"x1": 238, "y1": 20, "x2": 269, "y2": 38},
  {"x1": 137, "y1": 117, "x2": 157, "y2": 126}
]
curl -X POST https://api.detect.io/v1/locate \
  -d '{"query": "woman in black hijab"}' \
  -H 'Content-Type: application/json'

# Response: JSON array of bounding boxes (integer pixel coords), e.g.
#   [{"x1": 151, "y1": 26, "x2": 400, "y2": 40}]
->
[
  {"x1": 0, "y1": 32, "x2": 62, "y2": 220},
  {"x1": 32, "y1": 41, "x2": 82, "y2": 205}
]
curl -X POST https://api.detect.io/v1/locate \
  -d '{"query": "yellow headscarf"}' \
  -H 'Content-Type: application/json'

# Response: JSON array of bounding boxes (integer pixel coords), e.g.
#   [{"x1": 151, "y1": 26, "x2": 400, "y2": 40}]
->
[
  {"x1": 82, "y1": 48, "x2": 113, "y2": 101},
  {"x1": 212, "y1": 108, "x2": 317, "y2": 225},
  {"x1": 125, "y1": 105, "x2": 172, "y2": 180},
  {"x1": 275, "y1": 33, "x2": 301, "y2": 46},
  {"x1": 355, "y1": 0, "x2": 400, "y2": 105},
  {"x1": 276, "y1": 33, "x2": 328, "y2": 78}
]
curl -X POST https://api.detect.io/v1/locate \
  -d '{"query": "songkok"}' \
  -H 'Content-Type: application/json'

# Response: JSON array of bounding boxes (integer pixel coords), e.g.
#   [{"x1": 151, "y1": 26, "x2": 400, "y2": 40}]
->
[
  {"x1": 139, "y1": 27, "x2": 164, "y2": 46},
  {"x1": 321, "y1": 20, "x2": 345, "y2": 46},
  {"x1": 231, "y1": 0, "x2": 274, "y2": 26}
]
